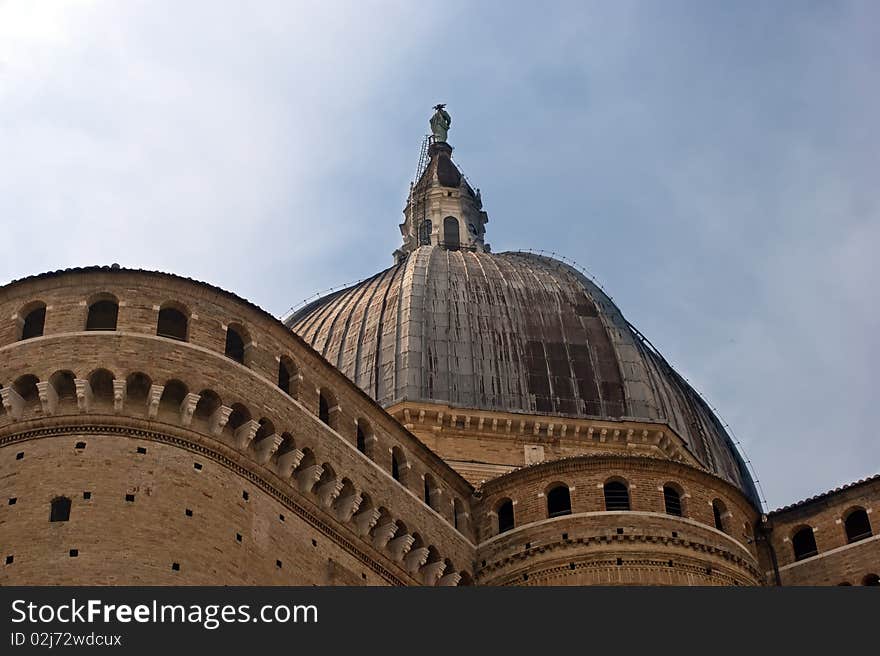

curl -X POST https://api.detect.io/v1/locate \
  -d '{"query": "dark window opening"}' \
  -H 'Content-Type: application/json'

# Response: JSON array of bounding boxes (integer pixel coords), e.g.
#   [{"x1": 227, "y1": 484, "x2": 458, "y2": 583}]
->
[
  {"x1": 125, "y1": 494, "x2": 135, "y2": 502},
  {"x1": 16, "y1": 452, "x2": 24, "y2": 460},
  {"x1": 663, "y1": 485, "x2": 683, "y2": 517},
  {"x1": 604, "y1": 481, "x2": 630, "y2": 511},
  {"x1": 242, "y1": 491, "x2": 249, "y2": 501},
  {"x1": 193, "y1": 462, "x2": 203, "y2": 471},
  {"x1": 712, "y1": 501, "x2": 726, "y2": 532},
  {"x1": 845, "y1": 509, "x2": 872, "y2": 543},
  {"x1": 424, "y1": 478, "x2": 431, "y2": 505},
  {"x1": 75, "y1": 442, "x2": 86, "y2": 450},
  {"x1": 156, "y1": 307, "x2": 188, "y2": 341},
  {"x1": 547, "y1": 485, "x2": 572, "y2": 518},
  {"x1": 278, "y1": 359, "x2": 291, "y2": 394},
  {"x1": 8, "y1": 498, "x2": 17, "y2": 505},
  {"x1": 224, "y1": 327, "x2": 245, "y2": 363},
  {"x1": 69, "y1": 549, "x2": 78, "y2": 557},
  {"x1": 318, "y1": 393, "x2": 330, "y2": 425},
  {"x1": 172, "y1": 562, "x2": 180, "y2": 571},
  {"x1": 50, "y1": 497, "x2": 71, "y2": 522},
  {"x1": 136, "y1": 447, "x2": 147, "y2": 454},
  {"x1": 792, "y1": 527, "x2": 819, "y2": 561},
  {"x1": 86, "y1": 299, "x2": 118, "y2": 331},
  {"x1": 391, "y1": 449, "x2": 404, "y2": 483},
  {"x1": 235, "y1": 533, "x2": 242, "y2": 542},
  {"x1": 5, "y1": 555, "x2": 13, "y2": 565},
  {"x1": 443, "y1": 216, "x2": 460, "y2": 250},
  {"x1": 83, "y1": 492, "x2": 91, "y2": 500},
  {"x1": 616, "y1": 527, "x2": 623, "y2": 535},
  {"x1": 276, "y1": 560, "x2": 283, "y2": 568},
  {"x1": 185, "y1": 508, "x2": 193, "y2": 517},
  {"x1": 279, "y1": 514, "x2": 285, "y2": 522},
  {"x1": 356, "y1": 426, "x2": 366, "y2": 454},
  {"x1": 21, "y1": 305, "x2": 46, "y2": 340},
  {"x1": 497, "y1": 499, "x2": 514, "y2": 534},
  {"x1": 419, "y1": 219, "x2": 433, "y2": 246}
]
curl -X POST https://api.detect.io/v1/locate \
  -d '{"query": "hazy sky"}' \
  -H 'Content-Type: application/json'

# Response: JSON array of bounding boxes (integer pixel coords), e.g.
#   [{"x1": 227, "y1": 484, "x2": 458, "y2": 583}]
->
[{"x1": 1, "y1": 1, "x2": 877, "y2": 509}]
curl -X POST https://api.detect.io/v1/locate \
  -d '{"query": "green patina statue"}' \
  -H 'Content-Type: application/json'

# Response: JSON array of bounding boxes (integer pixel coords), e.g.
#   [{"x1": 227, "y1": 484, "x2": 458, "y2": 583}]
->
[{"x1": 430, "y1": 104, "x2": 451, "y2": 142}]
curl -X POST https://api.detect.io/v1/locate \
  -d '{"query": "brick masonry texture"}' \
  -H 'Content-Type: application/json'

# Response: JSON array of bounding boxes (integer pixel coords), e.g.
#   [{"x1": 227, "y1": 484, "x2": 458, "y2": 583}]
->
[{"x1": 0, "y1": 268, "x2": 876, "y2": 585}]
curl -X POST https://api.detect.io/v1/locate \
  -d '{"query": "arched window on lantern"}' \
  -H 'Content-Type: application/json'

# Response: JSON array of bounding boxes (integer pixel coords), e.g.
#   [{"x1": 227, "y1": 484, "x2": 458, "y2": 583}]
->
[
  {"x1": 604, "y1": 480, "x2": 630, "y2": 511},
  {"x1": 496, "y1": 498, "x2": 514, "y2": 534},
  {"x1": 663, "y1": 484, "x2": 684, "y2": 517},
  {"x1": 791, "y1": 526, "x2": 819, "y2": 561},
  {"x1": 418, "y1": 219, "x2": 432, "y2": 246},
  {"x1": 443, "y1": 216, "x2": 460, "y2": 251},
  {"x1": 844, "y1": 508, "x2": 872, "y2": 543},
  {"x1": 712, "y1": 499, "x2": 728, "y2": 533},
  {"x1": 19, "y1": 302, "x2": 46, "y2": 340},
  {"x1": 156, "y1": 304, "x2": 188, "y2": 341},
  {"x1": 546, "y1": 484, "x2": 572, "y2": 518},
  {"x1": 224, "y1": 324, "x2": 248, "y2": 364},
  {"x1": 86, "y1": 295, "x2": 118, "y2": 331}
]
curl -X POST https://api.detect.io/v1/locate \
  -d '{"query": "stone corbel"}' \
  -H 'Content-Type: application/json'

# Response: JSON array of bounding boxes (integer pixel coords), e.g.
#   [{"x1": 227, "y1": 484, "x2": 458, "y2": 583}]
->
[
  {"x1": 209, "y1": 405, "x2": 233, "y2": 436},
  {"x1": 316, "y1": 478, "x2": 344, "y2": 508},
  {"x1": 276, "y1": 448, "x2": 304, "y2": 478},
  {"x1": 390, "y1": 535, "x2": 417, "y2": 564},
  {"x1": 334, "y1": 490, "x2": 363, "y2": 523},
  {"x1": 403, "y1": 545, "x2": 428, "y2": 572},
  {"x1": 420, "y1": 560, "x2": 446, "y2": 586},
  {"x1": 36, "y1": 381, "x2": 58, "y2": 415},
  {"x1": 371, "y1": 521, "x2": 397, "y2": 550},
  {"x1": 74, "y1": 379, "x2": 93, "y2": 413},
  {"x1": 112, "y1": 380, "x2": 126, "y2": 414},
  {"x1": 353, "y1": 507, "x2": 380, "y2": 537},
  {"x1": 234, "y1": 419, "x2": 261, "y2": 450},
  {"x1": 295, "y1": 464, "x2": 323, "y2": 494},
  {"x1": 179, "y1": 393, "x2": 201, "y2": 427},
  {"x1": 1, "y1": 387, "x2": 25, "y2": 420},
  {"x1": 254, "y1": 434, "x2": 283, "y2": 465},
  {"x1": 438, "y1": 571, "x2": 462, "y2": 587},
  {"x1": 146, "y1": 384, "x2": 164, "y2": 419}
]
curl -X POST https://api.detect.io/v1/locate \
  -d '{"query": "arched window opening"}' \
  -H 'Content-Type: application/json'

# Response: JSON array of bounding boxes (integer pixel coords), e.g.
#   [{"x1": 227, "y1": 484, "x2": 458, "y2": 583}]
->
[
  {"x1": 844, "y1": 508, "x2": 872, "y2": 543},
  {"x1": 126, "y1": 372, "x2": 152, "y2": 408},
  {"x1": 318, "y1": 393, "x2": 330, "y2": 425},
  {"x1": 712, "y1": 500, "x2": 727, "y2": 533},
  {"x1": 792, "y1": 526, "x2": 819, "y2": 561},
  {"x1": 224, "y1": 326, "x2": 246, "y2": 364},
  {"x1": 663, "y1": 485, "x2": 683, "y2": 517},
  {"x1": 391, "y1": 447, "x2": 407, "y2": 485},
  {"x1": 49, "y1": 371, "x2": 76, "y2": 403},
  {"x1": 418, "y1": 219, "x2": 432, "y2": 246},
  {"x1": 423, "y1": 474, "x2": 438, "y2": 509},
  {"x1": 453, "y1": 498, "x2": 467, "y2": 533},
  {"x1": 497, "y1": 499, "x2": 514, "y2": 534},
  {"x1": 20, "y1": 303, "x2": 46, "y2": 340},
  {"x1": 863, "y1": 574, "x2": 880, "y2": 586},
  {"x1": 159, "y1": 380, "x2": 188, "y2": 415},
  {"x1": 604, "y1": 480, "x2": 630, "y2": 511},
  {"x1": 156, "y1": 306, "x2": 188, "y2": 341},
  {"x1": 88, "y1": 369, "x2": 115, "y2": 401},
  {"x1": 443, "y1": 216, "x2": 460, "y2": 250},
  {"x1": 547, "y1": 485, "x2": 572, "y2": 518},
  {"x1": 50, "y1": 496, "x2": 71, "y2": 522},
  {"x1": 356, "y1": 425, "x2": 366, "y2": 453},
  {"x1": 277, "y1": 357, "x2": 294, "y2": 395},
  {"x1": 86, "y1": 298, "x2": 118, "y2": 331},
  {"x1": 194, "y1": 389, "x2": 222, "y2": 422},
  {"x1": 226, "y1": 404, "x2": 251, "y2": 439}
]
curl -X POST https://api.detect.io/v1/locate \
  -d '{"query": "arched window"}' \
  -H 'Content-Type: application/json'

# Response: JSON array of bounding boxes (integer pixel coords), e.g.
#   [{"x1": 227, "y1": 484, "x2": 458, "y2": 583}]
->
[
  {"x1": 19, "y1": 302, "x2": 46, "y2": 340},
  {"x1": 604, "y1": 480, "x2": 630, "y2": 511},
  {"x1": 497, "y1": 499, "x2": 514, "y2": 534},
  {"x1": 424, "y1": 474, "x2": 435, "y2": 508},
  {"x1": 156, "y1": 305, "x2": 188, "y2": 341},
  {"x1": 391, "y1": 447, "x2": 407, "y2": 484},
  {"x1": 663, "y1": 484, "x2": 683, "y2": 517},
  {"x1": 418, "y1": 219, "x2": 432, "y2": 246},
  {"x1": 792, "y1": 526, "x2": 818, "y2": 561},
  {"x1": 224, "y1": 325, "x2": 246, "y2": 363},
  {"x1": 159, "y1": 380, "x2": 188, "y2": 415},
  {"x1": 49, "y1": 371, "x2": 76, "y2": 403},
  {"x1": 278, "y1": 355, "x2": 296, "y2": 396},
  {"x1": 86, "y1": 297, "x2": 118, "y2": 331},
  {"x1": 453, "y1": 498, "x2": 467, "y2": 533},
  {"x1": 50, "y1": 496, "x2": 71, "y2": 522},
  {"x1": 547, "y1": 484, "x2": 572, "y2": 518},
  {"x1": 712, "y1": 499, "x2": 727, "y2": 533},
  {"x1": 318, "y1": 390, "x2": 335, "y2": 427},
  {"x1": 88, "y1": 369, "x2": 114, "y2": 401},
  {"x1": 356, "y1": 425, "x2": 366, "y2": 453},
  {"x1": 443, "y1": 216, "x2": 460, "y2": 250},
  {"x1": 126, "y1": 372, "x2": 152, "y2": 408},
  {"x1": 844, "y1": 508, "x2": 872, "y2": 543}
]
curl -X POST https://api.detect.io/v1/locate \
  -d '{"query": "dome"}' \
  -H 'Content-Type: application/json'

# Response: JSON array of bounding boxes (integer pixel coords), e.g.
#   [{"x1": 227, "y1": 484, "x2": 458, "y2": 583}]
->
[{"x1": 288, "y1": 246, "x2": 759, "y2": 503}]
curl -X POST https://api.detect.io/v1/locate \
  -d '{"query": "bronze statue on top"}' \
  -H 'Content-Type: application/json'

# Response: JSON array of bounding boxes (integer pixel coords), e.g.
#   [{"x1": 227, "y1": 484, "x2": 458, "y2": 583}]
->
[{"x1": 430, "y1": 104, "x2": 451, "y2": 142}]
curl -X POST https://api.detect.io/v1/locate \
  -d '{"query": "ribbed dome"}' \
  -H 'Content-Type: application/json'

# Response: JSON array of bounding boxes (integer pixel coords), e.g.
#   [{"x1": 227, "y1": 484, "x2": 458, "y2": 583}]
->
[{"x1": 288, "y1": 246, "x2": 758, "y2": 502}]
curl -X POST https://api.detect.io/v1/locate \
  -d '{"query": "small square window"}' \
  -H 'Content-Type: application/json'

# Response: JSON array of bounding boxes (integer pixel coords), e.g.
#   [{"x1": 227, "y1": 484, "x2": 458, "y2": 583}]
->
[
  {"x1": 242, "y1": 491, "x2": 249, "y2": 501},
  {"x1": 616, "y1": 558, "x2": 623, "y2": 566},
  {"x1": 5, "y1": 555, "x2": 13, "y2": 565},
  {"x1": 193, "y1": 462, "x2": 203, "y2": 471},
  {"x1": 616, "y1": 528, "x2": 624, "y2": 535},
  {"x1": 562, "y1": 532, "x2": 568, "y2": 540},
  {"x1": 279, "y1": 514, "x2": 285, "y2": 522},
  {"x1": 672, "y1": 531, "x2": 678, "y2": 538},
  {"x1": 569, "y1": 563, "x2": 576, "y2": 570},
  {"x1": 361, "y1": 573, "x2": 367, "y2": 580},
  {"x1": 171, "y1": 562, "x2": 180, "y2": 571},
  {"x1": 69, "y1": 549, "x2": 78, "y2": 557},
  {"x1": 75, "y1": 442, "x2": 86, "y2": 449},
  {"x1": 311, "y1": 539, "x2": 317, "y2": 547},
  {"x1": 16, "y1": 452, "x2": 24, "y2": 460},
  {"x1": 136, "y1": 447, "x2": 147, "y2": 455},
  {"x1": 8, "y1": 497, "x2": 16, "y2": 505},
  {"x1": 83, "y1": 492, "x2": 91, "y2": 500},
  {"x1": 185, "y1": 508, "x2": 193, "y2": 517},
  {"x1": 236, "y1": 533, "x2": 242, "y2": 542},
  {"x1": 125, "y1": 494, "x2": 135, "y2": 502},
  {"x1": 523, "y1": 573, "x2": 529, "y2": 581},
  {"x1": 524, "y1": 543, "x2": 531, "y2": 550},
  {"x1": 276, "y1": 560, "x2": 283, "y2": 568}
]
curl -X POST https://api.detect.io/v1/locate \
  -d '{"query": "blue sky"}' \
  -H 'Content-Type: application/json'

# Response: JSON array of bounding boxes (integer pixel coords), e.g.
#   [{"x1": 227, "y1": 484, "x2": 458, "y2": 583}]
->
[{"x1": 1, "y1": 1, "x2": 877, "y2": 508}]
